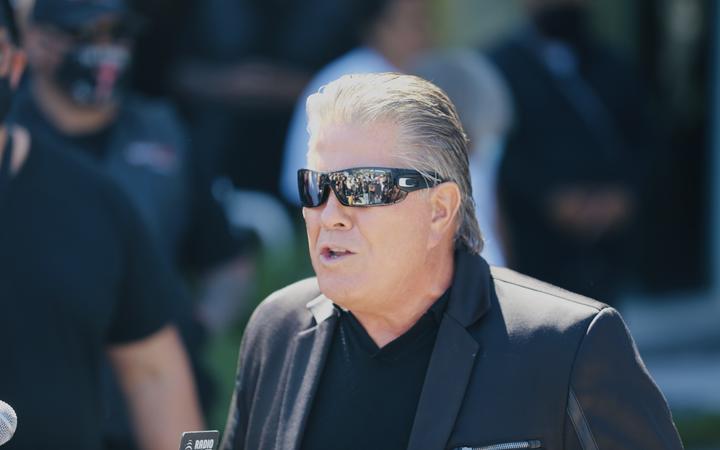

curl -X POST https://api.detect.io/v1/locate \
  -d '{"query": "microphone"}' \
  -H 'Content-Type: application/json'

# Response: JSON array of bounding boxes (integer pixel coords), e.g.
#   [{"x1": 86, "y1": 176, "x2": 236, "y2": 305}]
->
[
  {"x1": 178, "y1": 430, "x2": 219, "y2": 450},
  {"x1": 0, "y1": 400, "x2": 17, "y2": 446}
]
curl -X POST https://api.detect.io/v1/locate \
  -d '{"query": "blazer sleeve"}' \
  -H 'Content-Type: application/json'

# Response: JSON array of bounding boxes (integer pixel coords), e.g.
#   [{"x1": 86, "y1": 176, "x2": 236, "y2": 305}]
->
[
  {"x1": 219, "y1": 305, "x2": 263, "y2": 450},
  {"x1": 563, "y1": 307, "x2": 684, "y2": 450},
  {"x1": 219, "y1": 329, "x2": 254, "y2": 450}
]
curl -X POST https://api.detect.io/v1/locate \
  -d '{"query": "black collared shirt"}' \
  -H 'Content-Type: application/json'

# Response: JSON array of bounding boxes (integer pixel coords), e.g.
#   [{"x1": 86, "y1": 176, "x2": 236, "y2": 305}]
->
[{"x1": 300, "y1": 290, "x2": 450, "y2": 450}]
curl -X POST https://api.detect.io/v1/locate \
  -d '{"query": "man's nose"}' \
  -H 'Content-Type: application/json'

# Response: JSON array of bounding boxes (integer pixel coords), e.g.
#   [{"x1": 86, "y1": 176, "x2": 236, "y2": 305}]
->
[{"x1": 319, "y1": 191, "x2": 352, "y2": 230}]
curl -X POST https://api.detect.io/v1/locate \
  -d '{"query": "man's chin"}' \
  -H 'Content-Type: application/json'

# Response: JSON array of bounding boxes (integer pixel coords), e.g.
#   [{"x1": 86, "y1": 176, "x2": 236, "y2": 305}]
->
[{"x1": 316, "y1": 275, "x2": 366, "y2": 306}]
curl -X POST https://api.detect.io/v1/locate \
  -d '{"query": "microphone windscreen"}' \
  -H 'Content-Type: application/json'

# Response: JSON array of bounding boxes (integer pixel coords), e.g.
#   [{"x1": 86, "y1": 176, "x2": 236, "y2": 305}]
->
[{"x1": 0, "y1": 400, "x2": 17, "y2": 446}]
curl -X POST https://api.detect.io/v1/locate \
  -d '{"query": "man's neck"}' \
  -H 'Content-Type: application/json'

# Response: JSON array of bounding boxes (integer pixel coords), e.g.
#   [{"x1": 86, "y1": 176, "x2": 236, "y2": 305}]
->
[
  {"x1": 31, "y1": 77, "x2": 118, "y2": 135},
  {"x1": 352, "y1": 247, "x2": 455, "y2": 348}
]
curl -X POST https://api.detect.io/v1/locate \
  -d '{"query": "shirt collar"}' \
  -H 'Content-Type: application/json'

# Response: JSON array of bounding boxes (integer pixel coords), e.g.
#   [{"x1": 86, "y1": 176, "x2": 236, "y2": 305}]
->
[{"x1": 427, "y1": 287, "x2": 451, "y2": 324}]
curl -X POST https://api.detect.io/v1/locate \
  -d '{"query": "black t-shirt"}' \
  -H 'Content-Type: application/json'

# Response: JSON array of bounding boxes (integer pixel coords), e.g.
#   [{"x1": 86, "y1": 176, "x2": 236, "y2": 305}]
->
[
  {"x1": 69, "y1": 122, "x2": 116, "y2": 161},
  {"x1": 9, "y1": 88, "x2": 247, "y2": 446},
  {"x1": 0, "y1": 133, "x2": 180, "y2": 450},
  {"x1": 300, "y1": 291, "x2": 450, "y2": 450},
  {"x1": 0, "y1": 134, "x2": 11, "y2": 204},
  {"x1": 9, "y1": 86, "x2": 244, "y2": 274}
]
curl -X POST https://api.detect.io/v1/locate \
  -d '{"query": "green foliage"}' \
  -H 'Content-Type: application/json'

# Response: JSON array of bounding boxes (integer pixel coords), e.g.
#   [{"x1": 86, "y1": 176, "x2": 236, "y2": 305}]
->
[
  {"x1": 676, "y1": 412, "x2": 720, "y2": 450},
  {"x1": 205, "y1": 226, "x2": 314, "y2": 429}
]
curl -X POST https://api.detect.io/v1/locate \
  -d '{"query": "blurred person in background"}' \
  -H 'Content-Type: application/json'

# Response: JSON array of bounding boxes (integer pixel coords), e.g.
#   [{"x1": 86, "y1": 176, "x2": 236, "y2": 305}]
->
[
  {"x1": 488, "y1": 0, "x2": 662, "y2": 304},
  {"x1": 412, "y1": 49, "x2": 514, "y2": 266},
  {"x1": 280, "y1": 0, "x2": 431, "y2": 205},
  {"x1": 0, "y1": 2, "x2": 203, "y2": 449},
  {"x1": 169, "y1": 0, "x2": 377, "y2": 197},
  {"x1": 10, "y1": 0, "x2": 255, "y2": 446}
]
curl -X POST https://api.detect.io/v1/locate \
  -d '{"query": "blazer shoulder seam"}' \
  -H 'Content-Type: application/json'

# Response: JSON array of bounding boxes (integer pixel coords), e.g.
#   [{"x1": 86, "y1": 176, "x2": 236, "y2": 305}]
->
[{"x1": 491, "y1": 267, "x2": 605, "y2": 312}]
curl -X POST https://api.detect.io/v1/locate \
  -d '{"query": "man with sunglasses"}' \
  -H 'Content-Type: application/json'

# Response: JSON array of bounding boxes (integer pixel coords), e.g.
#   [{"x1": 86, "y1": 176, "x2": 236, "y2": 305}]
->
[{"x1": 221, "y1": 73, "x2": 682, "y2": 450}]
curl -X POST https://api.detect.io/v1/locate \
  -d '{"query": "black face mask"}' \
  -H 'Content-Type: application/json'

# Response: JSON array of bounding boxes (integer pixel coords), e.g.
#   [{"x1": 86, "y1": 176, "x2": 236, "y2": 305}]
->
[
  {"x1": 55, "y1": 44, "x2": 131, "y2": 106},
  {"x1": 0, "y1": 76, "x2": 13, "y2": 123},
  {"x1": 531, "y1": 4, "x2": 590, "y2": 47}
]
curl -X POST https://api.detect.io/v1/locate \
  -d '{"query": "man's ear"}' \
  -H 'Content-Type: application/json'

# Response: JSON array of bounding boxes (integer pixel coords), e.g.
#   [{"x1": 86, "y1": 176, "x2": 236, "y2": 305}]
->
[{"x1": 428, "y1": 181, "x2": 461, "y2": 248}]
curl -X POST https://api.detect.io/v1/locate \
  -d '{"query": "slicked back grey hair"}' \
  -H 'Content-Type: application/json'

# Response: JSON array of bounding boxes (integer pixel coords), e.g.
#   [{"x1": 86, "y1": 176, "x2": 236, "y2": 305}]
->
[{"x1": 305, "y1": 72, "x2": 483, "y2": 254}]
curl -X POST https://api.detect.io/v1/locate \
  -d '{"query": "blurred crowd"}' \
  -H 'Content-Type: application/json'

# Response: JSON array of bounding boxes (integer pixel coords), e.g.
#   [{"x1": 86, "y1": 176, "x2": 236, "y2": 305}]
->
[{"x1": 0, "y1": 0, "x2": 711, "y2": 448}]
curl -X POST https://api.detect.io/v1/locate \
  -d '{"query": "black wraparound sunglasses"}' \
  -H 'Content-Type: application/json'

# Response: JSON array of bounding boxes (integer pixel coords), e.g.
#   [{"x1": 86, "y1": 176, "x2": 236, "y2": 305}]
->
[{"x1": 297, "y1": 167, "x2": 444, "y2": 207}]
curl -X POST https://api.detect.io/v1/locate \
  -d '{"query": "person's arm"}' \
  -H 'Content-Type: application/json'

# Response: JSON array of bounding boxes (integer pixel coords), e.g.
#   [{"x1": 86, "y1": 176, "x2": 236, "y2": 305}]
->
[
  {"x1": 108, "y1": 325, "x2": 204, "y2": 450},
  {"x1": 546, "y1": 185, "x2": 635, "y2": 240},
  {"x1": 196, "y1": 255, "x2": 256, "y2": 333},
  {"x1": 178, "y1": 138, "x2": 258, "y2": 334},
  {"x1": 564, "y1": 307, "x2": 684, "y2": 449}
]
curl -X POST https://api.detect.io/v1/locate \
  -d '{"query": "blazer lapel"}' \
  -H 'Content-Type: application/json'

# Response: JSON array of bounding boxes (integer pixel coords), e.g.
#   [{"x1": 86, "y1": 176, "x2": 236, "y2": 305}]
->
[
  {"x1": 275, "y1": 296, "x2": 336, "y2": 450},
  {"x1": 406, "y1": 317, "x2": 479, "y2": 450},
  {"x1": 406, "y1": 252, "x2": 493, "y2": 450}
]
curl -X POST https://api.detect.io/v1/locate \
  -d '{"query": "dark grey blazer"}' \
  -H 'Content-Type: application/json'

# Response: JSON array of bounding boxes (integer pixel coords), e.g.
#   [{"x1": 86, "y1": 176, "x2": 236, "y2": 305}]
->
[{"x1": 220, "y1": 252, "x2": 683, "y2": 450}]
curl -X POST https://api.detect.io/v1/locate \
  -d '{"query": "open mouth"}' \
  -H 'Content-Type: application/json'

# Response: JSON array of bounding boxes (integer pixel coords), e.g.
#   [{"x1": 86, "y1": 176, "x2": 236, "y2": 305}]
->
[{"x1": 320, "y1": 246, "x2": 355, "y2": 260}]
